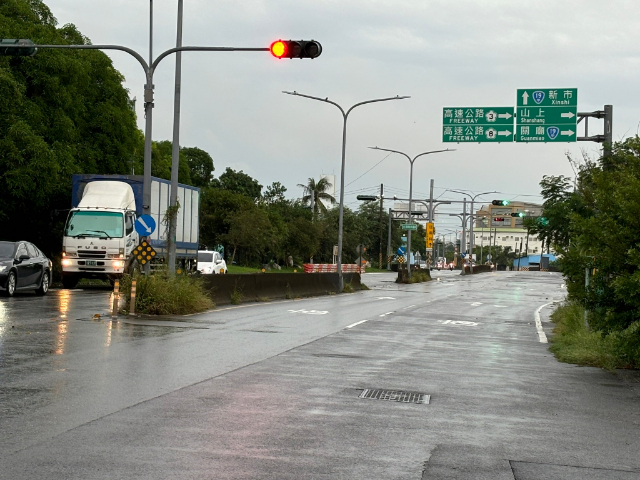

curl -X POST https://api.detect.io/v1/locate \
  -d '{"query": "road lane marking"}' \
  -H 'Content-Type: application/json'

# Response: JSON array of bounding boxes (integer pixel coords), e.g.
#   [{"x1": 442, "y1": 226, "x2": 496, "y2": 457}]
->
[
  {"x1": 379, "y1": 312, "x2": 394, "y2": 317},
  {"x1": 493, "y1": 305, "x2": 507, "y2": 308},
  {"x1": 376, "y1": 296, "x2": 396, "y2": 300},
  {"x1": 470, "y1": 302, "x2": 483, "y2": 306},
  {"x1": 403, "y1": 305, "x2": 416, "y2": 310},
  {"x1": 346, "y1": 319, "x2": 368, "y2": 329},
  {"x1": 534, "y1": 303, "x2": 553, "y2": 343},
  {"x1": 288, "y1": 309, "x2": 328, "y2": 315}
]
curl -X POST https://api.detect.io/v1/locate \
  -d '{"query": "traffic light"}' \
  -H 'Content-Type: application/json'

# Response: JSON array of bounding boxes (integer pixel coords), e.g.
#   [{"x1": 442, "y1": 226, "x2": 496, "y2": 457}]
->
[
  {"x1": 270, "y1": 40, "x2": 322, "y2": 59},
  {"x1": 491, "y1": 200, "x2": 510, "y2": 206},
  {"x1": 494, "y1": 217, "x2": 504, "y2": 222},
  {"x1": 0, "y1": 39, "x2": 37, "y2": 57},
  {"x1": 511, "y1": 212, "x2": 525, "y2": 217},
  {"x1": 356, "y1": 195, "x2": 378, "y2": 201}
]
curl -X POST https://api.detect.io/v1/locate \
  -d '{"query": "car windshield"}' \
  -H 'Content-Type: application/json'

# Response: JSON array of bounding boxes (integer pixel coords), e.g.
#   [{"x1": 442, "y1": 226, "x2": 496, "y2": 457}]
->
[
  {"x1": 65, "y1": 211, "x2": 124, "y2": 238},
  {"x1": 0, "y1": 242, "x2": 15, "y2": 257},
  {"x1": 198, "y1": 252, "x2": 213, "y2": 263}
]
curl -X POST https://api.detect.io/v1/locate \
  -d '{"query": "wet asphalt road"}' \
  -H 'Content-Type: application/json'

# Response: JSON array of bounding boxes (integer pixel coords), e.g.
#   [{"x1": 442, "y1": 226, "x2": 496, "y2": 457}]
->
[{"x1": 0, "y1": 271, "x2": 639, "y2": 479}]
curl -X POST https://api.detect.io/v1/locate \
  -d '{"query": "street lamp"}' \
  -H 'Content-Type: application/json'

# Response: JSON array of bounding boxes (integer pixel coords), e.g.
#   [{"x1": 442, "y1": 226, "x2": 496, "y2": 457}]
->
[
  {"x1": 370, "y1": 147, "x2": 454, "y2": 279},
  {"x1": 447, "y1": 190, "x2": 497, "y2": 273},
  {"x1": 283, "y1": 92, "x2": 410, "y2": 290}
]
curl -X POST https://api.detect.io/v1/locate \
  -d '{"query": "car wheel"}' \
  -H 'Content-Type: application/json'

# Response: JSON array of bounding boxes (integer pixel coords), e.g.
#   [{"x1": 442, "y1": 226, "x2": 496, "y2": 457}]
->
[
  {"x1": 4, "y1": 271, "x2": 17, "y2": 297},
  {"x1": 62, "y1": 275, "x2": 79, "y2": 289},
  {"x1": 36, "y1": 270, "x2": 50, "y2": 295}
]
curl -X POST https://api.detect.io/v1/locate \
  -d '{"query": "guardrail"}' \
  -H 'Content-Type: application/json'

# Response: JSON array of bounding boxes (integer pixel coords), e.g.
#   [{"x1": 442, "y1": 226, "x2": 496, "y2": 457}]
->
[{"x1": 303, "y1": 264, "x2": 365, "y2": 273}]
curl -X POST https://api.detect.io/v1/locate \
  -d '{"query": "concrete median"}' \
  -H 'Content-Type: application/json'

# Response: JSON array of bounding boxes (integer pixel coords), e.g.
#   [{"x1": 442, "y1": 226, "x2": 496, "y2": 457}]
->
[{"x1": 201, "y1": 272, "x2": 362, "y2": 305}]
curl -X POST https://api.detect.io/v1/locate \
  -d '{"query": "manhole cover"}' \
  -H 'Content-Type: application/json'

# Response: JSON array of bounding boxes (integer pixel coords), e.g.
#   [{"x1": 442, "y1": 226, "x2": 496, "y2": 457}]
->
[{"x1": 359, "y1": 389, "x2": 430, "y2": 404}]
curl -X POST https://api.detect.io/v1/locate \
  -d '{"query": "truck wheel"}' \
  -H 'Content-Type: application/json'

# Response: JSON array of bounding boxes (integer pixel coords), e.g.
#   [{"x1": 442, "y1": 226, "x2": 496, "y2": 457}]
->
[
  {"x1": 35, "y1": 270, "x2": 50, "y2": 295},
  {"x1": 62, "y1": 275, "x2": 79, "y2": 289},
  {"x1": 3, "y1": 271, "x2": 17, "y2": 297}
]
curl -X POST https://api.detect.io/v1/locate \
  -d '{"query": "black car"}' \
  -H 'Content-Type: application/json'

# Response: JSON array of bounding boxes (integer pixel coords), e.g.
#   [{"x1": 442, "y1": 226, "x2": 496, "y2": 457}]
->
[{"x1": 0, "y1": 241, "x2": 52, "y2": 297}]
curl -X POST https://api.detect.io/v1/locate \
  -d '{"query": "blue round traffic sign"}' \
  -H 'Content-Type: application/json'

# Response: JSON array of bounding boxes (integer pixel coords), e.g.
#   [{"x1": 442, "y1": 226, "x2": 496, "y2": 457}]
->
[{"x1": 135, "y1": 214, "x2": 156, "y2": 236}]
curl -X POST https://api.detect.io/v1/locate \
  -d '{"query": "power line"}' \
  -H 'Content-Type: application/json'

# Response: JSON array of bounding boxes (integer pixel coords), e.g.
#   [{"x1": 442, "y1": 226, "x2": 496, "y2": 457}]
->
[{"x1": 345, "y1": 152, "x2": 393, "y2": 187}]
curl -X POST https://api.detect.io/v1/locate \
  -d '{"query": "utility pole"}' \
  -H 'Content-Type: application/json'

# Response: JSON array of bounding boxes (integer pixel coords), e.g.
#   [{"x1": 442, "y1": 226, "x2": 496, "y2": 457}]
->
[
  {"x1": 168, "y1": 0, "x2": 184, "y2": 275},
  {"x1": 577, "y1": 105, "x2": 613, "y2": 167},
  {"x1": 379, "y1": 183, "x2": 384, "y2": 269},
  {"x1": 387, "y1": 208, "x2": 392, "y2": 271}
]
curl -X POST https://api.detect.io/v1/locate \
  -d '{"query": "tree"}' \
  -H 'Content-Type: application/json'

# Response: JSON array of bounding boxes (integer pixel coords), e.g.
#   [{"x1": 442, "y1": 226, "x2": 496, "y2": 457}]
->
[
  {"x1": 0, "y1": 0, "x2": 140, "y2": 256},
  {"x1": 263, "y1": 182, "x2": 287, "y2": 204},
  {"x1": 222, "y1": 207, "x2": 275, "y2": 265},
  {"x1": 181, "y1": 146, "x2": 214, "y2": 188},
  {"x1": 298, "y1": 177, "x2": 336, "y2": 215},
  {"x1": 212, "y1": 167, "x2": 262, "y2": 200}
]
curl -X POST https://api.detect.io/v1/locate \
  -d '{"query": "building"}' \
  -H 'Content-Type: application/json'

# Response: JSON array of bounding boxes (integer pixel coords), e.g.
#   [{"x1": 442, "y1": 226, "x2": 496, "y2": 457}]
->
[{"x1": 472, "y1": 201, "x2": 548, "y2": 256}]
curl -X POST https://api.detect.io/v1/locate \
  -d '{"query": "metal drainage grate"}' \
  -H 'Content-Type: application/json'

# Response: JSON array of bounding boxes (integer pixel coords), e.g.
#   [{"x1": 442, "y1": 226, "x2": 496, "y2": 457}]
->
[{"x1": 359, "y1": 389, "x2": 430, "y2": 405}]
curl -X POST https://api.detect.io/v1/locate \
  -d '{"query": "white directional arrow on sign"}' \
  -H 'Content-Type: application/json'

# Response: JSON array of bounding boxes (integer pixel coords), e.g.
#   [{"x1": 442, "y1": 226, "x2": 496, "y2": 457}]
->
[
  {"x1": 521, "y1": 91, "x2": 529, "y2": 105},
  {"x1": 498, "y1": 112, "x2": 512, "y2": 119},
  {"x1": 498, "y1": 130, "x2": 512, "y2": 136},
  {"x1": 560, "y1": 112, "x2": 575, "y2": 119},
  {"x1": 561, "y1": 130, "x2": 575, "y2": 136},
  {"x1": 138, "y1": 217, "x2": 152, "y2": 234}
]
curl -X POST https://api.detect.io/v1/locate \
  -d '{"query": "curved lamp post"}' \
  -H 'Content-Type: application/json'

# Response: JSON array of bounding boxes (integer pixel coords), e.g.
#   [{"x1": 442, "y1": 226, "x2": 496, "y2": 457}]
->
[
  {"x1": 447, "y1": 189, "x2": 497, "y2": 273},
  {"x1": 283, "y1": 91, "x2": 410, "y2": 290},
  {"x1": 369, "y1": 147, "x2": 455, "y2": 278}
]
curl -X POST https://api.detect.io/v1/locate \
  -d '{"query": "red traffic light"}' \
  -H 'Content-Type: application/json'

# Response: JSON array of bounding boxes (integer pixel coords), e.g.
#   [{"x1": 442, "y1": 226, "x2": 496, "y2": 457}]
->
[
  {"x1": 494, "y1": 217, "x2": 504, "y2": 222},
  {"x1": 270, "y1": 40, "x2": 287, "y2": 58},
  {"x1": 270, "y1": 40, "x2": 322, "y2": 59}
]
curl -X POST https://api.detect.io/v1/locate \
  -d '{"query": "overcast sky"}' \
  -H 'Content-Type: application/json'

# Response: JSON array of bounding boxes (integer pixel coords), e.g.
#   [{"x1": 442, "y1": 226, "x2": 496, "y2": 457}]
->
[{"x1": 45, "y1": 0, "x2": 640, "y2": 233}]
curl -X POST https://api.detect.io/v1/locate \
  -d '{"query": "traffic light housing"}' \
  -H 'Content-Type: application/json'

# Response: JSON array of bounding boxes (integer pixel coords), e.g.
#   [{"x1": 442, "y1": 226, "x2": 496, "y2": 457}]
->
[
  {"x1": 511, "y1": 212, "x2": 525, "y2": 217},
  {"x1": 494, "y1": 217, "x2": 504, "y2": 222},
  {"x1": 491, "y1": 200, "x2": 510, "y2": 206},
  {"x1": 356, "y1": 195, "x2": 378, "y2": 201},
  {"x1": 270, "y1": 40, "x2": 322, "y2": 59},
  {"x1": 0, "y1": 39, "x2": 37, "y2": 57}
]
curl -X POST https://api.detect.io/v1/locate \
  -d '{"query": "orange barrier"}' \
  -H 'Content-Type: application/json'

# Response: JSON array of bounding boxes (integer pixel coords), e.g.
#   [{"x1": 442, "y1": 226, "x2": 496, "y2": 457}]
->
[{"x1": 303, "y1": 264, "x2": 365, "y2": 273}]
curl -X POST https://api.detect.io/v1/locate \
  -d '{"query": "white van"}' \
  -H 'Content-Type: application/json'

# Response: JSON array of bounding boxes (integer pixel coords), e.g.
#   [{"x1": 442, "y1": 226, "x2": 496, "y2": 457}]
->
[{"x1": 196, "y1": 250, "x2": 226, "y2": 274}]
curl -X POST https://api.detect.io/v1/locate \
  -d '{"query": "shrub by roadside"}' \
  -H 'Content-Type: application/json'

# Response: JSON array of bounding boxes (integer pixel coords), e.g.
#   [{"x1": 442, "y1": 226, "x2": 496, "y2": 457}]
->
[
  {"x1": 549, "y1": 301, "x2": 640, "y2": 370},
  {"x1": 118, "y1": 274, "x2": 214, "y2": 315}
]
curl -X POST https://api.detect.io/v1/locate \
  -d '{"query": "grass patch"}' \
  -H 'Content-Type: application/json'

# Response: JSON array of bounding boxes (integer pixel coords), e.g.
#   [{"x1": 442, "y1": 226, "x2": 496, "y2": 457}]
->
[
  {"x1": 549, "y1": 301, "x2": 640, "y2": 370},
  {"x1": 119, "y1": 273, "x2": 214, "y2": 315},
  {"x1": 342, "y1": 282, "x2": 355, "y2": 293},
  {"x1": 360, "y1": 283, "x2": 370, "y2": 290},
  {"x1": 409, "y1": 272, "x2": 431, "y2": 283},
  {"x1": 227, "y1": 265, "x2": 261, "y2": 274},
  {"x1": 258, "y1": 296, "x2": 271, "y2": 302},
  {"x1": 230, "y1": 287, "x2": 243, "y2": 305}
]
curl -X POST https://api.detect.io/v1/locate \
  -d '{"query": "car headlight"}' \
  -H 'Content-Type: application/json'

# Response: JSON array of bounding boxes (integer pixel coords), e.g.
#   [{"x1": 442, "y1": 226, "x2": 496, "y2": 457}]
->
[
  {"x1": 61, "y1": 259, "x2": 72, "y2": 266},
  {"x1": 0, "y1": 265, "x2": 7, "y2": 273},
  {"x1": 112, "y1": 260, "x2": 124, "y2": 268}
]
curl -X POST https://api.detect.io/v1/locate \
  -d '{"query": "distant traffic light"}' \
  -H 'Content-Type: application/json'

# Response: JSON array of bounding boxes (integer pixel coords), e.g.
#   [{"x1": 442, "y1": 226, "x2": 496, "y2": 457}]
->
[
  {"x1": 491, "y1": 200, "x2": 510, "y2": 206},
  {"x1": 511, "y1": 212, "x2": 525, "y2": 217},
  {"x1": 356, "y1": 195, "x2": 378, "y2": 201},
  {"x1": 494, "y1": 217, "x2": 504, "y2": 222},
  {"x1": 270, "y1": 40, "x2": 322, "y2": 59},
  {"x1": 0, "y1": 39, "x2": 37, "y2": 56}
]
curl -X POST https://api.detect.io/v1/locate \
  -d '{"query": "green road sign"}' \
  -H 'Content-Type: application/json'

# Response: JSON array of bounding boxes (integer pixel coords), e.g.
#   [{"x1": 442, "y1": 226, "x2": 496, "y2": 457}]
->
[
  {"x1": 401, "y1": 223, "x2": 418, "y2": 231},
  {"x1": 516, "y1": 88, "x2": 577, "y2": 142},
  {"x1": 443, "y1": 107, "x2": 514, "y2": 142}
]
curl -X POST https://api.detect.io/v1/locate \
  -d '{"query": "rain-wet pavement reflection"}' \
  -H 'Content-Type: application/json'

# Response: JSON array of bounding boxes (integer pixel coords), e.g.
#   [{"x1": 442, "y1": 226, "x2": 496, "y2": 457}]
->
[{"x1": 0, "y1": 288, "x2": 193, "y2": 418}]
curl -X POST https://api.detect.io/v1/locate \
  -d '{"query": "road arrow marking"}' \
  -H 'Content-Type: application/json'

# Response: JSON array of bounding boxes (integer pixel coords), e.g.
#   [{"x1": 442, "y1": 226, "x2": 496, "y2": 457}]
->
[
  {"x1": 498, "y1": 130, "x2": 512, "y2": 136},
  {"x1": 521, "y1": 91, "x2": 529, "y2": 105},
  {"x1": 138, "y1": 218, "x2": 152, "y2": 233},
  {"x1": 561, "y1": 129, "x2": 575, "y2": 136},
  {"x1": 498, "y1": 112, "x2": 512, "y2": 119},
  {"x1": 560, "y1": 112, "x2": 575, "y2": 119}
]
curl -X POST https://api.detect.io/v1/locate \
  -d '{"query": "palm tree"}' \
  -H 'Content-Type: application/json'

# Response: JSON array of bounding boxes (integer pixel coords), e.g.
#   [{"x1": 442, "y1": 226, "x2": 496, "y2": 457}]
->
[{"x1": 298, "y1": 177, "x2": 336, "y2": 216}]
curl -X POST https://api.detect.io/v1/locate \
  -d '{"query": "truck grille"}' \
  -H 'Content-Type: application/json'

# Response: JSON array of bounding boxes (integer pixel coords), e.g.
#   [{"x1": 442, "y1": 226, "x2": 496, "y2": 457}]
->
[{"x1": 78, "y1": 250, "x2": 106, "y2": 259}]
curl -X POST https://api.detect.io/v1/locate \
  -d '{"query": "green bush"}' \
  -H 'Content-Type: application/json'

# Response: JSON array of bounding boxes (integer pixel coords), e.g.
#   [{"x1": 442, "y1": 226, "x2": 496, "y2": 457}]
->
[
  {"x1": 549, "y1": 301, "x2": 640, "y2": 370},
  {"x1": 119, "y1": 273, "x2": 214, "y2": 315}
]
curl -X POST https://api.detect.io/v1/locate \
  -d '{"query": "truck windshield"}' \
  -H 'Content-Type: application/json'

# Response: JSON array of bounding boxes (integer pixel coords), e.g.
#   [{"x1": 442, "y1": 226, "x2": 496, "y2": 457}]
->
[{"x1": 65, "y1": 211, "x2": 124, "y2": 238}]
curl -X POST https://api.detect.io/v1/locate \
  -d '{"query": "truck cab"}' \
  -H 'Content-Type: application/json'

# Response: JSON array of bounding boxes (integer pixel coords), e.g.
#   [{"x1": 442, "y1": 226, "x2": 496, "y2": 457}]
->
[{"x1": 61, "y1": 181, "x2": 139, "y2": 288}]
